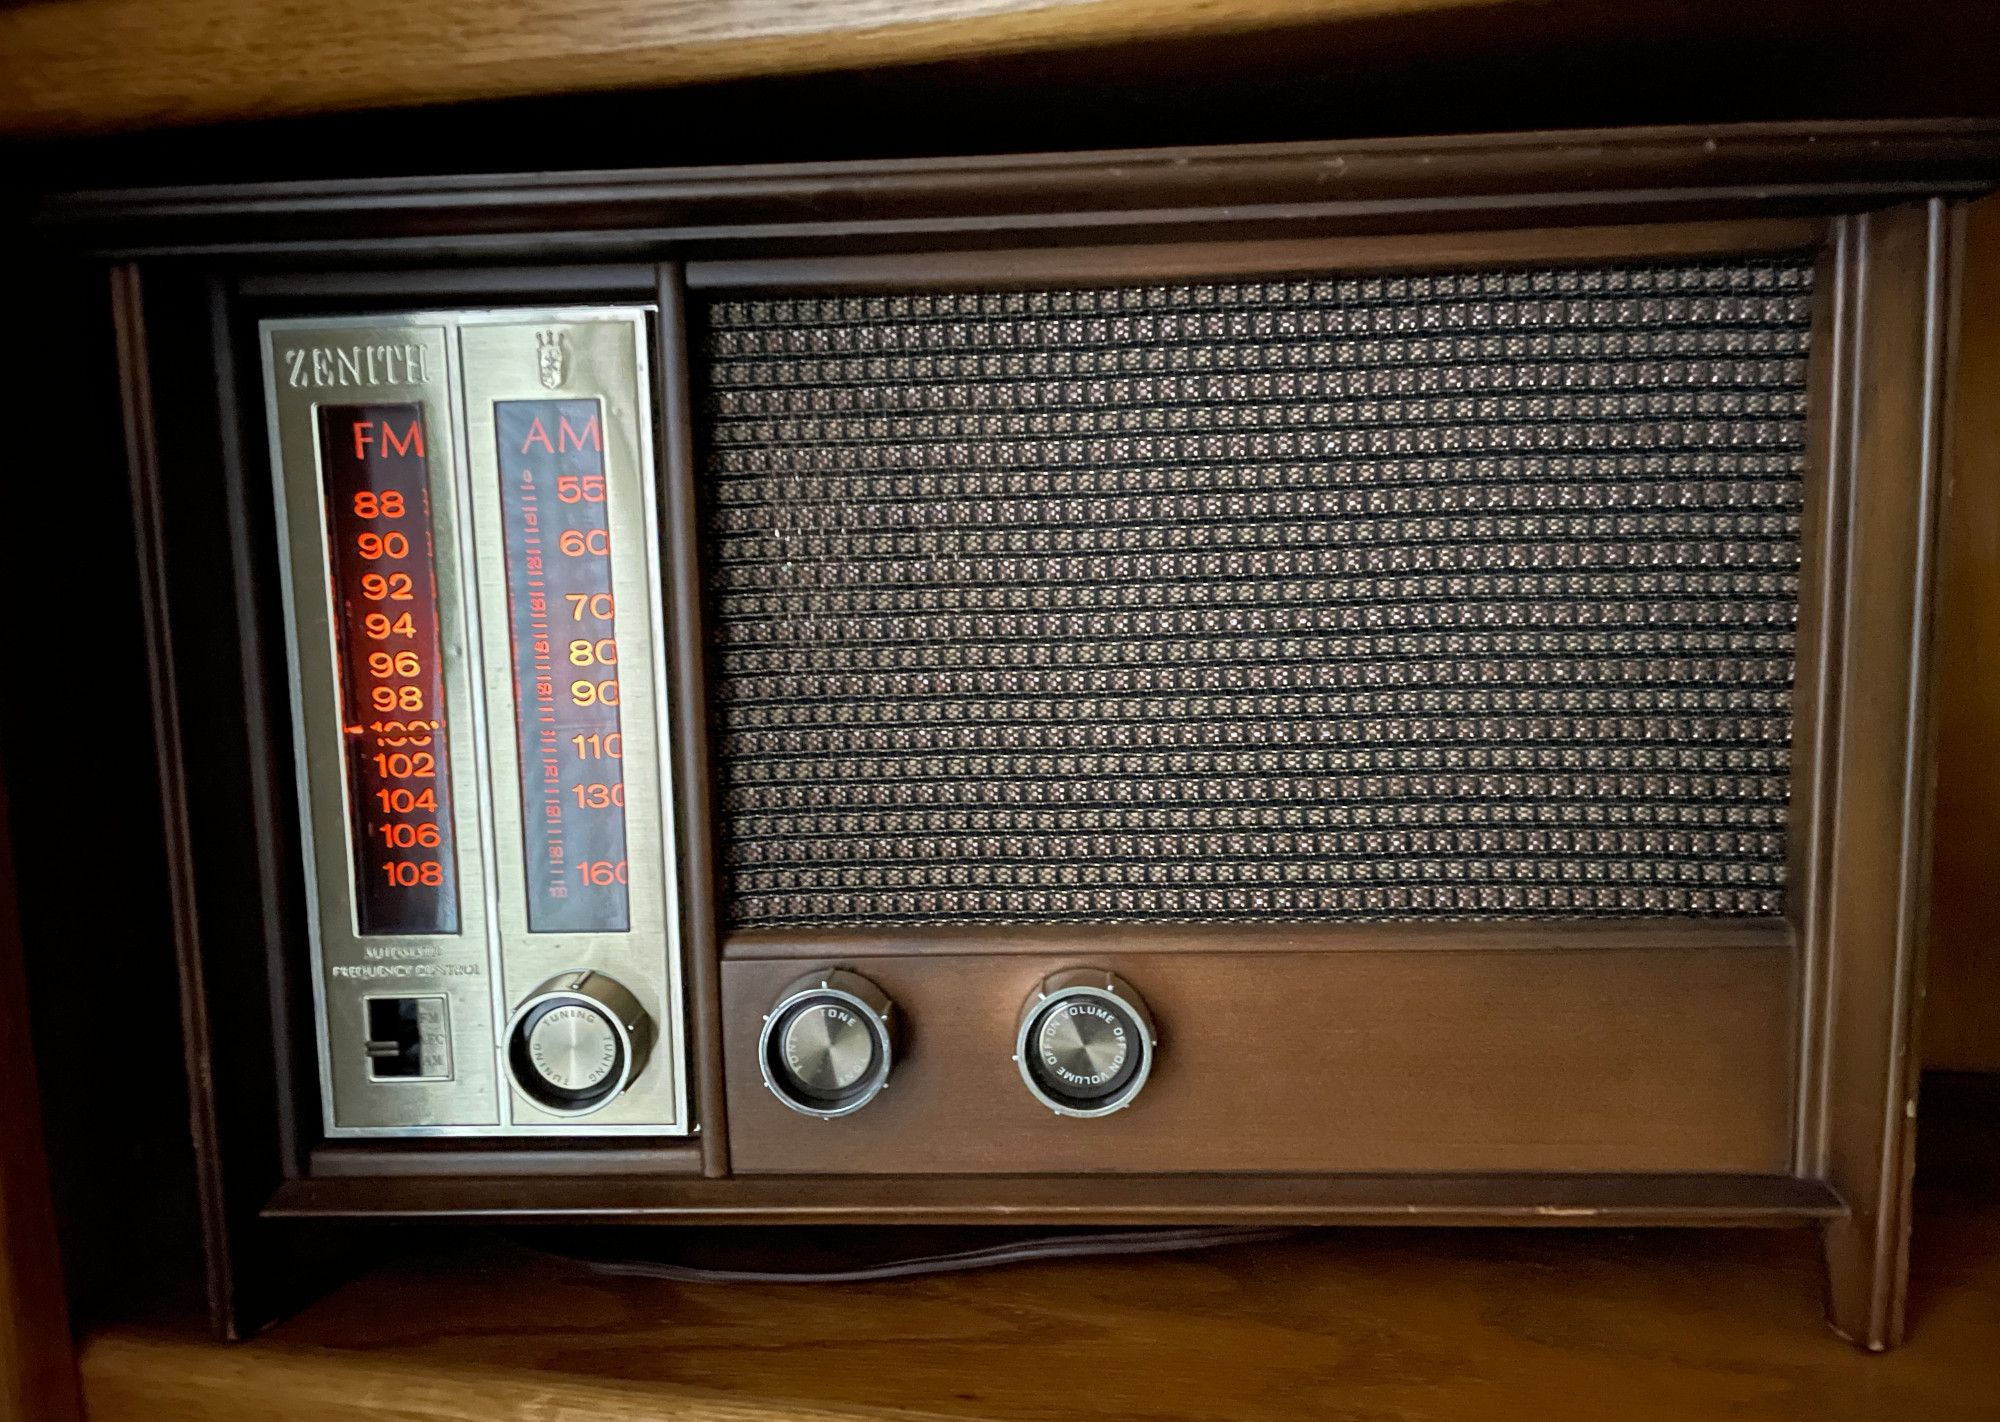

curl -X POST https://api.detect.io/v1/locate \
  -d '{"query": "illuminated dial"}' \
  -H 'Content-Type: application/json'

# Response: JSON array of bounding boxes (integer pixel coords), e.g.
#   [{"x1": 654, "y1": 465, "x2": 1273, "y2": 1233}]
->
[
  {"x1": 316, "y1": 402, "x2": 460, "y2": 936},
  {"x1": 494, "y1": 397, "x2": 631, "y2": 935},
  {"x1": 1015, "y1": 970, "x2": 1156, "y2": 1118},
  {"x1": 758, "y1": 970, "x2": 895, "y2": 1118},
  {"x1": 506, "y1": 972, "x2": 654, "y2": 1117}
]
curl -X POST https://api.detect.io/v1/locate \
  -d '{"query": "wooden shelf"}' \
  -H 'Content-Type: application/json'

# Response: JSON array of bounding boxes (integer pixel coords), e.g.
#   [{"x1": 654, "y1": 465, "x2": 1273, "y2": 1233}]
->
[
  {"x1": 0, "y1": 0, "x2": 1514, "y2": 137},
  {"x1": 77, "y1": 1078, "x2": 2000, "y2": 1421},
  {"x1": 7, "y1": 1, "x2": 2000, "y2": 142}
]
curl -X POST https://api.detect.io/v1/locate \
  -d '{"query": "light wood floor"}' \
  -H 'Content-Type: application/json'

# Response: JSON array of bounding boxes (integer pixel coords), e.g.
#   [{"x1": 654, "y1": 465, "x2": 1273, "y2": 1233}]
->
[{"x1": 79, "y1": 1080, "x2": 2000, "y2": 1422}]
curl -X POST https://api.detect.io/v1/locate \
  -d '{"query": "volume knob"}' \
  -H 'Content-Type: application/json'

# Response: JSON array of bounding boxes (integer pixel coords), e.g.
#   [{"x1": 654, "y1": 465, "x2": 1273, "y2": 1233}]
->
[
  {"x1": 1016, "y1": 969, "x2": 1155, "y2": 1118},
  {"x1": 759, "y1": 970, "x2": 895, "y2": 1118},
  {"x1": 505, "y1": 971, "x2": 654, "y2": 1117}
]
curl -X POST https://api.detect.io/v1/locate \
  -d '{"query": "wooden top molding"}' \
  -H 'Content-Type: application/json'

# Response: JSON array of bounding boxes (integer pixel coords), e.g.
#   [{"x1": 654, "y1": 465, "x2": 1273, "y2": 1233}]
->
[
  {"x1": 33, "y1": 121, "x2": 2000, "y2": 261},
  {"x1": 0, "y1": 0, "x2": 1503, "y2": 139}
]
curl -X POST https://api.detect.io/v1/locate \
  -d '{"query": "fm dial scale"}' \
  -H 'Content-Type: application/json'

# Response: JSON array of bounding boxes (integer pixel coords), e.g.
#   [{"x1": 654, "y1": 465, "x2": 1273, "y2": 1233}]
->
[
  {"x1": 759, "y1": 970, "x2": 897, "y2": 1118},
  {"x1": 1016, "y1": 970, "x2": 1156, "y2": 1118}
]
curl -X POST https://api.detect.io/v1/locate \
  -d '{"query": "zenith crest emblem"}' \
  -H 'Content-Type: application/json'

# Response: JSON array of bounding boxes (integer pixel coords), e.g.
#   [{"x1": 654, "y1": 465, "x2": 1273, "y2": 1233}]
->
[{"x1": 536, "y1": 329, "x2": 569, "y2": 389}]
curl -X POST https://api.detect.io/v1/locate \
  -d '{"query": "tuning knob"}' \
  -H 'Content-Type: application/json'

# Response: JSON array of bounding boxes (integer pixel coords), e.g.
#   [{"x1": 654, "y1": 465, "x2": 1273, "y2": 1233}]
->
[
  {"x1": 505, "y1": 971, "x2": 654, "y2": 1117},
  {"x1": 759, "y1": 969, "x2": 895, "y2": 1118},
  {"x1": 1015, "y1": 969, "x2": 1156, "y2": 1118}
]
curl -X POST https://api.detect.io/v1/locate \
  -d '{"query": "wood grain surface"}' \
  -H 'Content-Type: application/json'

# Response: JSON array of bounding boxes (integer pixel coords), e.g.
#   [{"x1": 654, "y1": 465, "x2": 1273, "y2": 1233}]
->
[
  {"x1": 76, "y1": 1079, "x2": 2000, "y2": 1422},
  {"x1": 9, "y1": 0, "x2": 2000, "y2": 144},
  {"x1": 721, "y1": 946, "x2": 1795, "y2": 1177},
  {"x1": 1928, "y1": 194, "x2": 2000, "y2": 1073},
  {"x1": 0, "y1": 0, "x2": 1502, "y2": 137},
  {"x1": 267, "y1": 1169, "x2": 1841, "y2": 1226},
  {"x1": 1809, "y1": 204, "x2": 1958, "y2": 1351}
]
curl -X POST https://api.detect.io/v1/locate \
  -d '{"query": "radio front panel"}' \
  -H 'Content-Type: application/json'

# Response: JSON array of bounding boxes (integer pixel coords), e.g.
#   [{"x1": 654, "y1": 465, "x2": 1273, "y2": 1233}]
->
[
  {"x1": 260, "y1": 251, "x2": 1821, "y2": 1154},
  {"x1": 265, "y1": 309, "x2": 689, "y2": 1138}
]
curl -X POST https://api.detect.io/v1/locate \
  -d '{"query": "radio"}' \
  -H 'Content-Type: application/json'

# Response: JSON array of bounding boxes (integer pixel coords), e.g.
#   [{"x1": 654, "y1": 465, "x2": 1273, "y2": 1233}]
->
[{"x1": 48, "y1": 120, "x2": 1998, "y2": 1348}]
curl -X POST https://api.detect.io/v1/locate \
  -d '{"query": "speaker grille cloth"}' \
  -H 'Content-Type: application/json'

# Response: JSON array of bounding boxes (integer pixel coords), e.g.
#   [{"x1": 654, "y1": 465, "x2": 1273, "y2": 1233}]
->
[{"x1": 699, "y1": 257, "x2": 1812, "y2": 927}]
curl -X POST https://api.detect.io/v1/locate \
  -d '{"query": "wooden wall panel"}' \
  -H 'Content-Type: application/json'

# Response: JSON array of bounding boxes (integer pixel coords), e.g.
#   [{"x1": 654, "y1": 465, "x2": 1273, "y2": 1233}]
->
[
  {"x1": 0, "y1": 779, "x2": 82, "y2": 1421},
  {"x1": 1927, "y1": 192, "x2": 2000, "y2": 1073}
]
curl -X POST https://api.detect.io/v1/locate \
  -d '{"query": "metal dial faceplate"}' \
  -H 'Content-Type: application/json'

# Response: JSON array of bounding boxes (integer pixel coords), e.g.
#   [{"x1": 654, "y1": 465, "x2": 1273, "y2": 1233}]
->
[
  {"x1": 759, "y1": 970, "x2": 895, "y2": 1118},
  {"x1": 1016, "y1": 971, "x2": 1155, "y2": 1118}
]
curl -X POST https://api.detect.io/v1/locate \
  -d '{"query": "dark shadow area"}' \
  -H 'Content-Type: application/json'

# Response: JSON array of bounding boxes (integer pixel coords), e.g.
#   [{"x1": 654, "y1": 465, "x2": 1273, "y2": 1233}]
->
[{"x1": 1903, "y1": 1072, "x2": 2000, "y2": 1336}]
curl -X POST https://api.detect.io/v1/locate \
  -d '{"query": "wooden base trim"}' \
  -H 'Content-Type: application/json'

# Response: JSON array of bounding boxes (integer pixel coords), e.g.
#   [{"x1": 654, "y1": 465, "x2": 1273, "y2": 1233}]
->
[
  {"x1": 311, "y1": 1143, "x2": 705, "y2": 1180},
  {"x1": 264, "y1": 1172, "x2": 1842, "y2": 1226}
]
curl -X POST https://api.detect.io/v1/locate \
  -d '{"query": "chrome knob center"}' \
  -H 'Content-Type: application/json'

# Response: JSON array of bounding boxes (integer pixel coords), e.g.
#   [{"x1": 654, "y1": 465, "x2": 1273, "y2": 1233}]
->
[
  {"x1": 1016, "y1": 970, "x2": 1156, "y2": 1118},
  {"x1": 759, "y1": 970, "x2": 896, "y2": 1118},
  {"x1": 1033, "y1": 999, "x2": 1131, "y2": 1094},
  {"x1": 504, "y1": 971, "x2": 654, "y2": 1118},
  {"x1": 526, "y1": 1002, "x2": 620, "y2": 1093},
  {"x1": 781, "y1": 1002, "x2": 877, "y2": 1094}
]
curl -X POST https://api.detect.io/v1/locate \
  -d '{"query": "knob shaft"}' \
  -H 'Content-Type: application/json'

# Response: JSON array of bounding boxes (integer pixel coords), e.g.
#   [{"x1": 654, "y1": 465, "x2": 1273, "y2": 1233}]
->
[
  {"x1": 506, "y1": 971, "x2": 654, "y2": 1117},
  {"x1": 1016, "y1": 970, "x2": 1155, "y2": 1118},
  {"x1": 759, "y1": 970, "x2": 895, "y2": 1118}
]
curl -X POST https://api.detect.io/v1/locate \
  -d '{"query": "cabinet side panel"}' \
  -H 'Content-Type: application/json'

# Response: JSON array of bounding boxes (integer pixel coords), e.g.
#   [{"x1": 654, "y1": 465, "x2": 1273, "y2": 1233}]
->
[
  {"x1": 1817, "y1": 201, "x2": 1955, "y2": 1351},
  {"x1": 1926, "y1": 193, "x2": 2000, "y2": 1073}
]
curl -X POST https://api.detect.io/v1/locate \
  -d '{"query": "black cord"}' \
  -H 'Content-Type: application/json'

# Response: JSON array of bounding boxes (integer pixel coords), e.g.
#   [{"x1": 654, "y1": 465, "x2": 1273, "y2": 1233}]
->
[{"x1": 541, "y1": 1226, "x2": 1295, "y2": 1286}]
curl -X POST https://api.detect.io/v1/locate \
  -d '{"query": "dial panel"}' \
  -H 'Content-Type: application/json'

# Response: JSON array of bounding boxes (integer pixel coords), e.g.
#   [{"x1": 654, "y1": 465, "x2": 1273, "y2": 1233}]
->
[
  {"x1": 265, "y1": 308, "x2": 688, "y2": 1138},
  {"x1": 265, "y1": 321, "x2": 500, "y2": 1133},
  {"x1": 459, "y1": 314, "x2": 685, "y2": 1134}
]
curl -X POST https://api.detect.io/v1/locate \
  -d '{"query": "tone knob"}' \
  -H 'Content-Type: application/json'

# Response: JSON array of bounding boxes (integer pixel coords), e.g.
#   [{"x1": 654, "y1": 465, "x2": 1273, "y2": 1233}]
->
[
  {"x1": 1015, "y1": 969, "x2": 1156, "y2": 1118},
  {"x1": 759, "y1": 969, "x2": 895, "y2": 1118},
  {"x1": 505, "y1": 971, "x2": 654, "y2": 1117}
]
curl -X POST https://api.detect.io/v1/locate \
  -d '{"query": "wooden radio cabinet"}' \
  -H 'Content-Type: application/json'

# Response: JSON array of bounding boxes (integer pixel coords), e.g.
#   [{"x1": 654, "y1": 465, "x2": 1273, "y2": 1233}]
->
[{"x1": 8, "y1": 118, "x2": 1999, "y2": 1359}]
